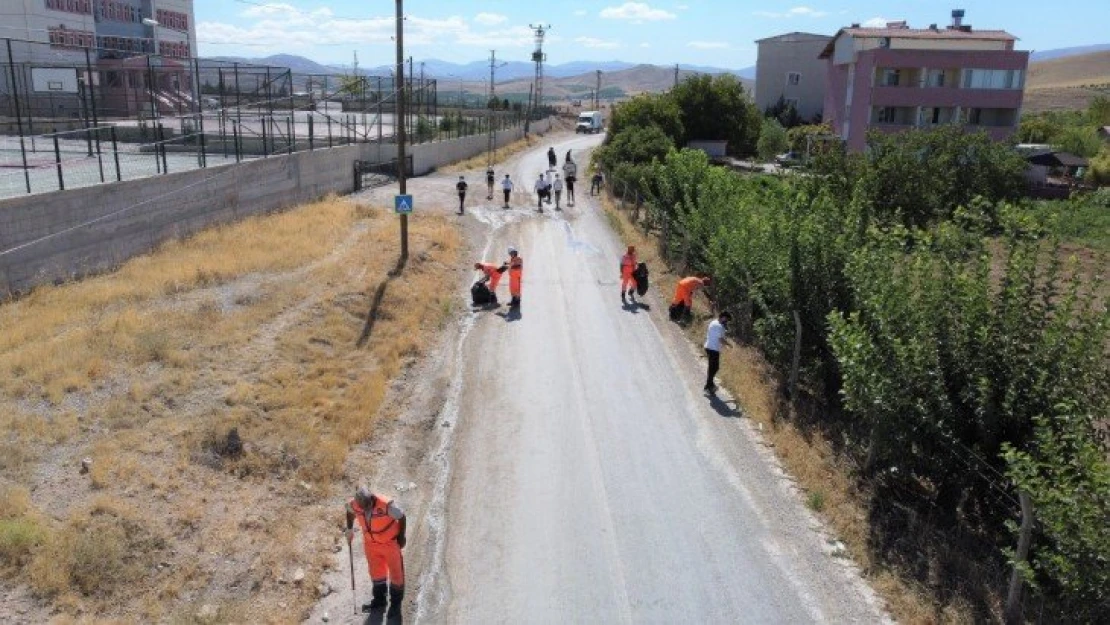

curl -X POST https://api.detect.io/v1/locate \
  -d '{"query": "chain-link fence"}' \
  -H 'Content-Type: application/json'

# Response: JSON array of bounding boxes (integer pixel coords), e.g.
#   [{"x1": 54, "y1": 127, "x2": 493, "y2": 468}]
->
[{"x1": 1, "y1": 37, "x2": 523, "y2": 199}]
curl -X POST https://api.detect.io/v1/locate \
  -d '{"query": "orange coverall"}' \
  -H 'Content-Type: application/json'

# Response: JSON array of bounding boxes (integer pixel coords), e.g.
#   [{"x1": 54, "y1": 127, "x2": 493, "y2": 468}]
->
[
  {"x1": 348, "y1": 494, "x2": 405, "y2": 589},
  {"x1": 620, "y1": 251, "x2": 637, "y2": 292},
  {"x1": 672, "y1": 276, "x2": 706, "y2": 308},
  {"x1": 476, "y1": 262, "x2": 502, "y2": 291},
  {"x1": 508, "y1": 254, "x2": 523, "y2": 298}
]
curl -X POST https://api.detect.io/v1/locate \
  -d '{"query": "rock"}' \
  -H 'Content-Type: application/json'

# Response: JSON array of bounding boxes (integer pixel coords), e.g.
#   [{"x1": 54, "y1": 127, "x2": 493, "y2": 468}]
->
[
  {"x1": 332, "y1": 544, "x2": 343, "y2": 553},
  {"x1": 293, "y1": 567, "x2": 306, "y2": 584},
  {"x1": 80, "y1": 457, "x2": 92, "y2": 474},
  {"x1": 322, "y1": 612, "x2": 330, "y2": 623},
  {"x1": 317, "y1": 582, "x2": 333, "y2": 598},
  {"x1": 279, "y1": 602, "x2": 288, "y2": 609},
  {"x1": 196, "y1": 604, "x2": 219, "y2": 621},
  {"x1": 299, "y1": 481, "x2": 313, "y2": 491}
]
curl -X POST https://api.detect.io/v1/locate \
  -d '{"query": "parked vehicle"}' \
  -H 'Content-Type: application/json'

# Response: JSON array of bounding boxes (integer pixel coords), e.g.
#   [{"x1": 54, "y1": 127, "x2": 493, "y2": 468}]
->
[{"x1": 576, "y1": 110, "x2": 603, "y2": 134}]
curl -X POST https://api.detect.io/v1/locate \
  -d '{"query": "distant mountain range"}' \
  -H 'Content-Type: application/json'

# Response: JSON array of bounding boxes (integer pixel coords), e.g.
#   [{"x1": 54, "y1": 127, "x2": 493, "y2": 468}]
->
[
  {"x1": 1029, "y1": 43, "x2": 1110, "y2": 62},
  {"x1": 207, "y1": 54, "x2": 755, "y2": 83}
]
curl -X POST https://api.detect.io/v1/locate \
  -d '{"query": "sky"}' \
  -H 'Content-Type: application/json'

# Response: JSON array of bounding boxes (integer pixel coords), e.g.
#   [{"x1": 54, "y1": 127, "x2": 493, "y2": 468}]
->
[{"x1": 196, "y1": 1, "x2": 1110, "y2": 69}]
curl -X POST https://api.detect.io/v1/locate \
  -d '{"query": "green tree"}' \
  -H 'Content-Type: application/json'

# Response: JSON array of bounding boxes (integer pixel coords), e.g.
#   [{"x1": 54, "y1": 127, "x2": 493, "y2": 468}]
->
[
  {"x1": 1053, "y1": 126, "x2": 1102, "y2": 157},
  {"x1": 670, "y1": 74, "x2": 761, "y2": 156},
  {"x1": 757, "y1": 118, "x2": 789, "y2": 162},
  {"x1": 1017, "y1": 114, "x2": 1060, "y2": 144},
  {"x1": 1087, "y1": 95, "x2": 1110, "y2": 126},
  {"x1": 596, "y1": 125, "x2": 675, "y2": 172},
  {"x1": 606, "y1": 93, "x2": 684, "y2": 144}
]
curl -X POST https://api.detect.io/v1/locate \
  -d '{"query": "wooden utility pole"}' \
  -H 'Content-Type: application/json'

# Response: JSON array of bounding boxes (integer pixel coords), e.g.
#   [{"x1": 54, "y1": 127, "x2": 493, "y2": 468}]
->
[
  {"x1": 674, "y1": 64, "x2": 679, "y2": 88},
  {"x1": 395, "y1": 0, "x2": 408, "y2": 261},
  {"x1": 594, "y1": 70, "x2": 601, "y2": 110}
]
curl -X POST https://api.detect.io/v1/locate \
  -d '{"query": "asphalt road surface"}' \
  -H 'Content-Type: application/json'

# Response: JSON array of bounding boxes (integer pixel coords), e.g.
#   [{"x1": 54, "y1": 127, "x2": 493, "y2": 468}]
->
[{"x1": 416, "y1": 135, "x2": 887, "y2": 624}]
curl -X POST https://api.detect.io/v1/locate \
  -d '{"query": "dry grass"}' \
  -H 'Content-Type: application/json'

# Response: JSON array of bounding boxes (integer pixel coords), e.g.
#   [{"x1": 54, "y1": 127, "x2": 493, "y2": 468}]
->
[
  {"x1": 0, "y1": 192, "x2": 462, "y2": 620},
  {"x1": 1027, "y1": 50, "x2": 1110, "y2": 90},
  {"x1": 601, "y1": 196, "x2": 956, "y2": 624}
]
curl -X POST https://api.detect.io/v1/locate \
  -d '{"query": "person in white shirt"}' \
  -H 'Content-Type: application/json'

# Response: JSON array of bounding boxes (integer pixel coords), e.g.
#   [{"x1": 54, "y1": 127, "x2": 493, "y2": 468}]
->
[
  {"x1": 703, "y1": 312, "x2": 731, "y2": 393},
  {"x1": 562, "y1": 155, "x2": 577, "y2": 206},
  {"x1": 552, "y1": 174, "x2": 564, "y2": 210},
  {"x1": 533, "y1": 173, "x2": 547, "y2": 212},
  {"x1": 500, "y1": 174, "x2": 514, "y2": 209}
]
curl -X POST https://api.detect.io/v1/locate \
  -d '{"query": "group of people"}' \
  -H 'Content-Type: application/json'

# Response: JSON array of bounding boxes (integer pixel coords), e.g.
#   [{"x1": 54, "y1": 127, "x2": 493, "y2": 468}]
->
[
  {"x1": 473, "y1": 247, "x2": 524, "y2": 309},
  {"x1": 455, "y1": 148, "x2": 592, "y2": 215}
]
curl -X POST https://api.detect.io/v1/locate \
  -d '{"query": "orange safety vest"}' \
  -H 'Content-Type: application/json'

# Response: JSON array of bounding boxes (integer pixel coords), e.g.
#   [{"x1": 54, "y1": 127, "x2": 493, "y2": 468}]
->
[
  {"x1": 508, "y1": 255, "x2": 523, "y2": 275},
  {"x1": 620, "y1": 253, "x2": 636, "y2": 277},
  {"x1": 350, "y1": 495, "x2": 402, "y2": 544},
  {"x1": 477, "y1": 262, "x2": 499, "y2": 277}
]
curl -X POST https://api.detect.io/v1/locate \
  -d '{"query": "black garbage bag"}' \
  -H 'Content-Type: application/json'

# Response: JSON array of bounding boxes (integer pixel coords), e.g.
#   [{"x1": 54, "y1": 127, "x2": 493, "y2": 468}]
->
[
  {"x1": 669, "y1": 302, "x2": 687, "y2": 322},
  {"x1": 471, "y1": 281, "x2": 493, "y2": 306},
  {"x1": 633, "y1": 262, "x2": 649, "y2": 296}
]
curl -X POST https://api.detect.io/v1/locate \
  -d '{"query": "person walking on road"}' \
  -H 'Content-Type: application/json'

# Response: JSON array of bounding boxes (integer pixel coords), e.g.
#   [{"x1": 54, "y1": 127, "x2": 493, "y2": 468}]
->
[
  {"x1": 455, "y1": 175, "x2": 468, "y2": 215},
  {"x1": 562, "y1": 156, "x2": 578, "y2": 207},
  {"x1": 485, "y1": 166, "x2": 495, "y2": 200},
  {"x1": 552, "y1": 173, "x2": 564, "y2": 210},
  {"x1": 346, "y1": 486, "x2": 407, "y2": 618},
  {"x1": 534, "y1": 173, "x2": 547, "y2": 213},
  {"x1": 590, "y1": 171, "x2": 604, "y2": 196},
  {"x1": 620, "y1": 245, "x2": 637, "y2": 303},
  {"x1": 506, "y1": 247, "x2": 523, "y2": 308},
  {"x1": 670, "y1": 274, "x2": 710, "y2": 322},
  {"x1": 703, "y1": 312, "x2": 731, "y2": 393},
  {"x1": 547, "y1": 146, "x2": 557, "y2": 170},
  {"x1": 500, "y1": 174, "x2": 514, "y2": 209}
]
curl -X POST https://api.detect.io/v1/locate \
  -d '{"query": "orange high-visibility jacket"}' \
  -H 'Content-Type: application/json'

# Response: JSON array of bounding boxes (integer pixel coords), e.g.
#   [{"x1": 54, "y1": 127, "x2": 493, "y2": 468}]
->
[
  {"x1": 508, "y1": 255, "x2": 523, "y2": 296},
  {"x1": 477, "y1": 262, "x2": 502, "y2": 290},
  {"x1": 673, "y1": 276, "x2": 706, "y2": 306},
  {"x1": 349, "y1": 494, "x2": 402, "y2": 544},
  {"x1": 620, "y1": 252, "x2": 637, "y2": 278}
]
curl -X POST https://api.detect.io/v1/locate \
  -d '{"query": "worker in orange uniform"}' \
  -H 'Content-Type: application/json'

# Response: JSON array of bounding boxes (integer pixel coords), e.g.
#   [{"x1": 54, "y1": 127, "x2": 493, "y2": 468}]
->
[
  {"x1": 346, "y1": 486, "x2": 407, "y2": 618},
  {"x1": 620, "y1": 245, "x2": 637, "y2": 304},
  {"x1": 474, "y1": 261, "x2": 503, "y2": 305},
  {"x1": 506, "y1": 247, "x2": 523, "y2": 309},
  {"x1": 670, "y1": 274, "x2": 710, "y2": 322}
]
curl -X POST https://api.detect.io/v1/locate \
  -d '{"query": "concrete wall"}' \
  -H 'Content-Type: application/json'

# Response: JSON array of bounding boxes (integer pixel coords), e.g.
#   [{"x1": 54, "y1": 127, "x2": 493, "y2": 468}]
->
[{"x1": 0, "y1": 117, "x2": 549, "y2": 294}]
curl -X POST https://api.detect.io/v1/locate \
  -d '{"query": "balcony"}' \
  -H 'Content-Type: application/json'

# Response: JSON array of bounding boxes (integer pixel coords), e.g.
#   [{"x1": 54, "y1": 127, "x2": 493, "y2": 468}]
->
[{"x1": 871, "y1": 85, "x2": 1023, "y2": 109}]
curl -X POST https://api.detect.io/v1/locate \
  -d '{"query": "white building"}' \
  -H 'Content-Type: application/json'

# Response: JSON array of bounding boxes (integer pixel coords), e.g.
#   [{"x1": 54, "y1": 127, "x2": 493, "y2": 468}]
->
[{"x1": 754, "y1": 32, "x2": 831, "y2": 122}]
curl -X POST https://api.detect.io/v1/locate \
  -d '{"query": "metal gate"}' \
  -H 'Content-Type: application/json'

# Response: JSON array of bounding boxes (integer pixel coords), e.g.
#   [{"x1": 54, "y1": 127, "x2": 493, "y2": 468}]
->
[{"x1": 353, "y1": 155, "x2": 412, "y2": 191}]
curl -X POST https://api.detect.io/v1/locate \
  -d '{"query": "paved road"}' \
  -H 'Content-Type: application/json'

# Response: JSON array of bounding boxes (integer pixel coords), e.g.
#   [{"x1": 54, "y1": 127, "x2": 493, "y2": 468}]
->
[{"x1": 419, "y1": 136, "x2": 887, "y2": 623}]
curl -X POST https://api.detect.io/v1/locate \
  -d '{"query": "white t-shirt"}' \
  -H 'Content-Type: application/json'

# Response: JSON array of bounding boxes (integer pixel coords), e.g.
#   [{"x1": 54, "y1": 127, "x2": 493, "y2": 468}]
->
[
  {"x1": 704, "y1": 319, "x2": 726, "y2": 351},
  {"x1": 501, "y1": 178, "x2": 514, "y2": 191},
  {"x1": 534, "y1": 178, "x2": 546, "y2": 192},
  {"x1": 553, "y1": 178, "x2": 564, "y2": 191}
]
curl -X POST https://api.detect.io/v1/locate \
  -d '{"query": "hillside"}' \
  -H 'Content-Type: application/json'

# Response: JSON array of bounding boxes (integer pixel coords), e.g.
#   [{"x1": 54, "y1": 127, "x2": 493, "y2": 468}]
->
[
  {"x1": 496, "y1": 64, "x2": 754, "y2": 103},
  {"x1": 1023, "y1": 50, "x2": 1110, "y2": 112}
]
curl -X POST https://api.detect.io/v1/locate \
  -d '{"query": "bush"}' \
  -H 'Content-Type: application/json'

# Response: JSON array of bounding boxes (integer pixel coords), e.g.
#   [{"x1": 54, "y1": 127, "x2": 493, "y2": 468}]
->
[
  {"x1": 671, "y1": 74, "x2": 761, "y2": 156},
  {"x1": 0, "y1": 518, "x2": 45, "y2": 569},
  {"x1": 757, "y1": 118, "x2": 788, "y2": 162},
  {"x1": 1086, "y1": 146, "x2": 1110, "y2": 186}
]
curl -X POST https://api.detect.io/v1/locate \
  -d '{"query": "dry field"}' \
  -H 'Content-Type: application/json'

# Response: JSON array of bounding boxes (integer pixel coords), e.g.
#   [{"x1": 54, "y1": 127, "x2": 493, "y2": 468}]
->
[
  {"x1": 600, "y1": 197, "x2": 971, "y2": 624},
  {"x1": 1023, "y1": 50, "x2": 1110, "y2": 112},
  {"x1": 0, "y1": 196, "x2": 461, "y2": 621}
]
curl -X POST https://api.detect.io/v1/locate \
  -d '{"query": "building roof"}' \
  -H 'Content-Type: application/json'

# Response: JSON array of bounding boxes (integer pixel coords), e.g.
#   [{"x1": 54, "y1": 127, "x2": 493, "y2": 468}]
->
[
  {"x1": 819, "y1": 26, "x2": 1018, "y2": 58},
  {"x1": 1026, "y1": 151, "x2": 1089, "y2": 168},
  {"x1": 755, "y1": 32, "x2": 832, "y2": 44}
]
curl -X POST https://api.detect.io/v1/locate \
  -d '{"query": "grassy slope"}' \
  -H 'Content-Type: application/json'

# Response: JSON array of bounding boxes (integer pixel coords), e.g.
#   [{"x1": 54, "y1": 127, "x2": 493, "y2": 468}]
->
[
  {"x1": 1024, "y1": 50, "x2": 1110, "y2": 112},
  {"x1": 0, "y1": 196, "x2": 461, "y2": 621}
]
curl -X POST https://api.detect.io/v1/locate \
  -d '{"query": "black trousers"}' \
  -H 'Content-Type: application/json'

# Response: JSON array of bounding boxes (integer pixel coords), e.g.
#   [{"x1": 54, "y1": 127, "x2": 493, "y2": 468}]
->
[
  {"x1": 458, "y1": 192, "x2": 465, "y2": 211},
  {"x1": 705, "y1": 348, "x2": 720, "y2": 389},
  {"x1": 503, "y1": 189, "x2": 511, "y2": 205}
]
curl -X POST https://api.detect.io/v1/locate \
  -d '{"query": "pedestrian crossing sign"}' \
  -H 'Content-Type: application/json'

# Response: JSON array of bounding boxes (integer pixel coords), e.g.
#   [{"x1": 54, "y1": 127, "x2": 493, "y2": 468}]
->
[{"x1": 394, "y1": 194, "x2": 413, "y2": 214}]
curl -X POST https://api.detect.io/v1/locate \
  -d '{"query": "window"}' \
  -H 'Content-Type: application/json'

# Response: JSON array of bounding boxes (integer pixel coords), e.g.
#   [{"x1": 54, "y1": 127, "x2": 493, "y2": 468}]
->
[
  {"x1": 962, "y1": 69, "x2": 1023, "y2": 89},
  {"x1": 966, "y1": 108, "x2": 982, "y2": 124},
  {"x1": 876, "y1": 107, "x2": 894, "y2": 123},
  {"x1": 45, "y1": 0, "x2": 91, "y2": 14},
  {"x1": 787, "y1": 72, "x2": 801, "y2": 86},
  {"x1": 926, "y1": 69, "x2": 946, "y2": 87},
  {"x1": 881, "y1": 68, "x2": 901, "y2": 87}
]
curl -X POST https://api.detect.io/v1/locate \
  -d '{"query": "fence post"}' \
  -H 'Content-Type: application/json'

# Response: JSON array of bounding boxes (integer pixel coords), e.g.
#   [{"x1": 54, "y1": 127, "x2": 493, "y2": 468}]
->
[
  {"x1": 232, "y1": 126, "x2": 241, "y2": 162},
  {"x1": 287, "y1": 116, "x2": 294, "y2": 154},
  {"x1": 308, "y1": 114, "x2": 314, "y2": 150},
  {"x1": 111, "y1": 125, "x2": 121, "y2": 181},
  {"x1": 1005, "y1": 492, "x2": 1034, "y2": 625},
  {"x1": 52, "y1": 131, "x2": 65, "y2": 191},
  {"x1": 327, "y1": 114, "x2": 333, "y2": 148},
  {"x1": 158, "y1": 122, "x2": 168, "y2": 174},
  {"x1": 789, "y1": 310, "x2": 802, "y2": 399},
  {"x1": 261, "y1": 118, "x2": 269, "y2": 156}
]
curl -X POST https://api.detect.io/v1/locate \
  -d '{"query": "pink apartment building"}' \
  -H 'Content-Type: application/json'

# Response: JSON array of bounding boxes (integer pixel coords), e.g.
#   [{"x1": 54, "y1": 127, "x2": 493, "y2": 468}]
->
[{"x1": 819, "y1": 11, "x2": 1029, "y2": 152}]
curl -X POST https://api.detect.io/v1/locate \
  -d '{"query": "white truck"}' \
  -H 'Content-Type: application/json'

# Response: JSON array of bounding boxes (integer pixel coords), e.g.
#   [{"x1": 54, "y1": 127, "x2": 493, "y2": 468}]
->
[{"x1": 576, "y1": 110, "x2": 604, "y2": 134}]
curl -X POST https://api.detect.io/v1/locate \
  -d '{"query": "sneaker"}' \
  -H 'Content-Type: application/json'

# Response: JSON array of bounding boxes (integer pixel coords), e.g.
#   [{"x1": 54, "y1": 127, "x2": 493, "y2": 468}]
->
[{"x1": 704, "y1": 384, "x2": 717, "y2": 394}]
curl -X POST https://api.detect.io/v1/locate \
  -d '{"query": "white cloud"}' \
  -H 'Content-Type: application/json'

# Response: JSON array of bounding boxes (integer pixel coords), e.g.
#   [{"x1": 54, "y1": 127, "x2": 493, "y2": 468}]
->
[
  {"x1": 474, "y1": 12, "x2": 507, "y2": 26},
  {"x1": 599, "y1": 2, "x2": 677, "y2": 22},
  {"x1": 861, "y1": 17, "x2": 891, "y2": 27},
  {"x1": 687, "y1": 40, "x2": 730, "y2": 49},
  {"x1": 574, "y1": 9, "x2": 587, "y2": 16},
  {"x1": 754, "y1": 6, "x2": 829, "y2": 19},
  {"x1": 575, "y1": 36, "x2": 622, "y2": 49}
]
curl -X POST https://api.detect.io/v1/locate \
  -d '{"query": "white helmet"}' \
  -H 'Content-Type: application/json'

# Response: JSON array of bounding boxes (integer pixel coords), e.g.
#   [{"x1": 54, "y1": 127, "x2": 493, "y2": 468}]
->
[{"x1": 507, "y1": 246, "x2": 518, "y2": 255}]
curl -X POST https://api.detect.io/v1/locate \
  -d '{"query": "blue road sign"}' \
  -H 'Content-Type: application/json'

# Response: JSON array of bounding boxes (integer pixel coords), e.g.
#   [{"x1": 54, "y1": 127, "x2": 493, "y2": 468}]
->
[{"x1": 394, "y1": 194, "x2": 413, "y2": 214}]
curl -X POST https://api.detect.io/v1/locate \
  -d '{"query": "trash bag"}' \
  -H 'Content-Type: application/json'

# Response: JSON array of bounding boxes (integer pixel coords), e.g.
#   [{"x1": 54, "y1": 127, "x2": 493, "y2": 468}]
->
[
  {"x1": 669, "y1": 302, "x2": 687, "y2": 322},
  {"x1": 471, "y1": 281, "x2": 493, "y2": 306},
  {"x1": 633, "y1": 262, "x2": 649, "y2": 296}
]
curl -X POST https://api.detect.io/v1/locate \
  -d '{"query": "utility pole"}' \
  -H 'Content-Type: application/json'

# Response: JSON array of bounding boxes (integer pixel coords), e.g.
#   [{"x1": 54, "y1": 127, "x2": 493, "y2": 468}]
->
[
  {"x1": 395, "y1": 0, "x2": 408, "y2": 261},
  {"x1": 674, "y1": 63, "x2": 679, "y2": 88},
  {"x1": 487, "y1": 49, "x2": 496, "y2": 168},
  {"x1": 594, "y1": 70, "x2": 601, "y2": 110},
  {"x1": 529, "y1": 23, "x2": 550, "y2": 120}
]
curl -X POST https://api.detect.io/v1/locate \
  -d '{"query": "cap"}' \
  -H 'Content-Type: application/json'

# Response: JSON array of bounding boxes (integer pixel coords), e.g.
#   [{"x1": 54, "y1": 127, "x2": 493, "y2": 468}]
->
[
  {"x1": 459, "y1": 175, "x2": 465, "y2": 180},
  {"x1": 508, "y1": 246, "x2": 518, "y2": 255}
]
